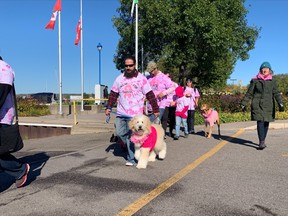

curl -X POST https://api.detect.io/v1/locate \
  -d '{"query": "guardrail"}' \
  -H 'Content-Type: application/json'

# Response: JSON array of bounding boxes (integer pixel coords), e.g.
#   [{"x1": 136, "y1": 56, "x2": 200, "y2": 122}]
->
[{"x1": 72, "y1": 98, "x2": 108, "y2": 125}]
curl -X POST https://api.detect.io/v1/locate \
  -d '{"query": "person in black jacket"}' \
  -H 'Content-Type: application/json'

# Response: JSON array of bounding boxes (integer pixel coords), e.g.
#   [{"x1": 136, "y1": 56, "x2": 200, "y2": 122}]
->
[
  {"x1": 0, "y1": 56, "x2": 30, "y2": 188},
  {"x1": 241, "y1": 61, "x2": 284, "y2": 150}
]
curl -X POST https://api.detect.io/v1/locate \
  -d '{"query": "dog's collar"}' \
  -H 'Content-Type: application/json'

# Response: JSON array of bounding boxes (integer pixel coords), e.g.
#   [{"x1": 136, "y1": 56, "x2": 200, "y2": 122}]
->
[{"x1": 131, "y1": 133, "x2": 148, "y2": 144}]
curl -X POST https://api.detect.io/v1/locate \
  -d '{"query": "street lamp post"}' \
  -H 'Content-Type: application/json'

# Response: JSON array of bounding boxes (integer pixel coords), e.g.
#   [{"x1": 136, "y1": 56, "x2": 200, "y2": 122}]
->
[{"x1": 97, "y1": 43, "x2": 102, "y2": 85}]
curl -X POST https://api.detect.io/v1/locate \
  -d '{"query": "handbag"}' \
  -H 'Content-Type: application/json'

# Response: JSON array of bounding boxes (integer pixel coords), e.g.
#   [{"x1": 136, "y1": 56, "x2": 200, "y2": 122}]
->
[{"x1": 0, "y1": 85, "x2": 24, "y2": 155}]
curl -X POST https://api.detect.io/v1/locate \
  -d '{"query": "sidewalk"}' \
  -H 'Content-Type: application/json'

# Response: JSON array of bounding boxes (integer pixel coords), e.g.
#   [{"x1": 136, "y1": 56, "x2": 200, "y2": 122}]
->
[{"x1": 19, "y1": 112, "x2": 288, "y2": 136}]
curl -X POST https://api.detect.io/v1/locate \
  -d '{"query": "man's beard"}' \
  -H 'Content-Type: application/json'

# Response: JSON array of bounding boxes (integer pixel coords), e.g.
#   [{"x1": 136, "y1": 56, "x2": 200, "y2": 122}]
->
[{"x1": 124, "y1": 69, "x2": 136, "y2": 78}]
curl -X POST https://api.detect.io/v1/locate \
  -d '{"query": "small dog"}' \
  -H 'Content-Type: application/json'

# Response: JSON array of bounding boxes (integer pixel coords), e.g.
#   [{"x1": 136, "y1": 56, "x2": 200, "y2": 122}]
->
[
  {"x1": 129, "y1": 114, "x2": 167, "y2": 169},
  {"x1": 200, "y1": 104, "x2": 221, "y2": 139}
]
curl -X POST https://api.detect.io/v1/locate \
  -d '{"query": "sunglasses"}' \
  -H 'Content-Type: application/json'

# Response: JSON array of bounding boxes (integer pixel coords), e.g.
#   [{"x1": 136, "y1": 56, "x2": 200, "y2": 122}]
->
[{"x1": 125, "y1": 64, "x2": 134, "y2": 68}]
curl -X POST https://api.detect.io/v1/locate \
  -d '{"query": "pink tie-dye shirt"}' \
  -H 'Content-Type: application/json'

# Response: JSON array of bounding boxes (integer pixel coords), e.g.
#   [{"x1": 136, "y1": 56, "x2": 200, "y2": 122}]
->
[
  {"x1": 111, "y1": 73, "x2": 152, "y2": 117},
  {"x1": 148, "y1": 72, "x2": 175, "y2": 109},
  {"x1": 0, "y1": 60, "x2": 15, "y2": 125},
  {"x1": 184, "y1": 87, "x2": 200, "y2": 110},
  {"x1": 175, "y1": 96, "x2": 189, "y2": 116}
]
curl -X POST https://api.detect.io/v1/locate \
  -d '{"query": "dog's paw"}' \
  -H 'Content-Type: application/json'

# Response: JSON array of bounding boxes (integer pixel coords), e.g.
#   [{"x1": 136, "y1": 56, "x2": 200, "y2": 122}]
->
[{"x1": 136, "y1": 164, "x2": 147, "y2": 169}]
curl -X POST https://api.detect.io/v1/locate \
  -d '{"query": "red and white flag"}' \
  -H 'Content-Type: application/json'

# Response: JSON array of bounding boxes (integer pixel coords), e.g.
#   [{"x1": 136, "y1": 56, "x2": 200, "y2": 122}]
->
[
  {"x1": 74, "y1": 20, "x2": 81, "y2": 46},
  {"x1": 45, "y1": 0, "x2": 62, "y2": 30},
  {"x1": 53, "y1": 0, "x2": 62, "y2": 11},
  {"x1": 45, "y1": 11, "x2": 58, "y2": 30}
]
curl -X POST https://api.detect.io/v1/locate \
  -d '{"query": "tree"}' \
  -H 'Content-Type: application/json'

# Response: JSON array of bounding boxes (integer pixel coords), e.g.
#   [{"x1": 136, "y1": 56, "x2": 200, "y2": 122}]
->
[
  {"x1": 273, "y1": 74, "x2": 288, "y2": 95},
  {"x1": 113, "y1": 0, "x2": 259, "y2": 89}
]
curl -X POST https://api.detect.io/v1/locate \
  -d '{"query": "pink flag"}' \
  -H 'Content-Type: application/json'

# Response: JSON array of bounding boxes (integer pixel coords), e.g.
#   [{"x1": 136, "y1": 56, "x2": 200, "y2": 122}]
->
[
  {"x1": 45, "y1": 11, "x2": 58, "y2": 30},
  {"x1": 53, "y1": 0, "x2": 62, "y2": 11},
  {"x1": 74, "y1": 20, "x2": 81, "y2": 45}
]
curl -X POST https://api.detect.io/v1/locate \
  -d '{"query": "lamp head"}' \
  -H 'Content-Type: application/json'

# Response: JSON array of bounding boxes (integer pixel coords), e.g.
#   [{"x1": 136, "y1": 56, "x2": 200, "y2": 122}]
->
[{"x1": 97, "y1": 43, "x2": 102, "y2": 51}]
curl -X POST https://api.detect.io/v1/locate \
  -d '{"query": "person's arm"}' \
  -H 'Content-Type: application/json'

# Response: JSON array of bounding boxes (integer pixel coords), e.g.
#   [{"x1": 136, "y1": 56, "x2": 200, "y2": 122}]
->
[
  {"x1": 241, "y1": 80, "x2": 255, "y2": 108},
  {"x1": 0, "y1": 84, "x2": 12, "y2": 109},
  {"x1": 272, "y1": 80, "x2": 284, "y2": 111},
  {"x1": 146, "y1": 90, "x2": 159, "y2": 115},
  {"x1": 105, "y1": 90, "x2": 118, "y2": 115}
]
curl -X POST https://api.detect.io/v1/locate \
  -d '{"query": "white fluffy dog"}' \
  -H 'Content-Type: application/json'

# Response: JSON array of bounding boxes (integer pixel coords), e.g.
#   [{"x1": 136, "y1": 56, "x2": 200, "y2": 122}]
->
[{"x1": 129, "y1": 114, "x2": 167, "y2": 169}]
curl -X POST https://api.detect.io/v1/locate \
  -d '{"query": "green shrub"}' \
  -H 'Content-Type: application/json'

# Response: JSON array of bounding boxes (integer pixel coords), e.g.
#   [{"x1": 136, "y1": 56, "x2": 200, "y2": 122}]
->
[{"x1": 17, "y1": 98, "x2": 51, "y2": 117}]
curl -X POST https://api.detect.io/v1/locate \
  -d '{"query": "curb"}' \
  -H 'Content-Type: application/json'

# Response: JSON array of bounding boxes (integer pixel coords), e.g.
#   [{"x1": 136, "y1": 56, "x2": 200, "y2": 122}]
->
[{"x1": 244, "y1": 123, "x2": 288, "y2": 130}]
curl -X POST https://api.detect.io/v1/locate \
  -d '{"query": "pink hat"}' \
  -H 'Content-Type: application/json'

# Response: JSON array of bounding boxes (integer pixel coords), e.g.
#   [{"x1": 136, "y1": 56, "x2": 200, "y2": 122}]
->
[{"x1": 175, "y1": 86, "x2": 184, "y2": 97}]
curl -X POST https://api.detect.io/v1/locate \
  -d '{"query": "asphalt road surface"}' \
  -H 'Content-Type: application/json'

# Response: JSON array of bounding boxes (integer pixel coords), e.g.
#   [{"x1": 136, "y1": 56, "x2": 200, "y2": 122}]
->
[{"x1": 1, "y1": 121, "x2": 288, "y2": 216}]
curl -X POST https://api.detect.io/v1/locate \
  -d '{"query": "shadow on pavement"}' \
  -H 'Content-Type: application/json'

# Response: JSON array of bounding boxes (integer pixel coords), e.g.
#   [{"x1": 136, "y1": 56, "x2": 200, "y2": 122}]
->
[
  {"x1": 0, "y1": 152, "x2": 50, "y2": 192},
  {"x1": 195, "y1": 131, "x2": 259, "y2": 149}
]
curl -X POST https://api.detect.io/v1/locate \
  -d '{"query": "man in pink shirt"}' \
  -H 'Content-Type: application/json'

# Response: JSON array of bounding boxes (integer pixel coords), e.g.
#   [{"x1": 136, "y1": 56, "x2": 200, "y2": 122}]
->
[{"x1": 105, "y1": 56, "x2": 159, "y2": 166}]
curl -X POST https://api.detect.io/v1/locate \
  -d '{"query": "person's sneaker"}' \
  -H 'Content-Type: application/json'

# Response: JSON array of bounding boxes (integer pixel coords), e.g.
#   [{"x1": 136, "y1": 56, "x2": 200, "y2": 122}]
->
[
  {"x1": 184, "y1": 133, "x2": 189, "y2": 138},
  {"x1": 258, "y1": 141, "x2": 266, "y2": 150},
  {"x1": 15, "y1": 163, "x2": 30, "y2": 188},
  {"x1": 125, "y1": 162, "x2": 135, "y2": 166},
  {"x1": 173, "y1": 136, "x2": 179, "y2": 140},
  {"x1": 189, "y1": 130, "x2": 195, "y2": 134}
]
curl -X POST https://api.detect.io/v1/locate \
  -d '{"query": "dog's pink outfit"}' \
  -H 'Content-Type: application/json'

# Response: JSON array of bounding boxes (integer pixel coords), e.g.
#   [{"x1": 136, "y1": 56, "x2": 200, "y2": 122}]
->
[
  {"x1": 131, "y1": 126, "x2": 157, "y2": 152},
  {"x1": 202, "y1": 109, "x2": 218, "y2": 126}
]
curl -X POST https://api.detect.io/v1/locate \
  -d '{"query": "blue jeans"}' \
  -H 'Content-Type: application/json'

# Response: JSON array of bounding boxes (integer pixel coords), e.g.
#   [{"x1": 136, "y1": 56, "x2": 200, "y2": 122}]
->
[
  {"x1": 115, "y1": 117, "x2": 136, "y2": 164},
  {"x1": 0, "y1": 124, "x2": 26, "y2": 179},
  {"x1": 0, "y1": 153, "x2": 26, "y2": 180},
  {"x1": 175, "y1": 116, "x2": 188, "y2": 137},
  {"x1": 149, "y1": 108, "x2": 165, "y2": 123}
]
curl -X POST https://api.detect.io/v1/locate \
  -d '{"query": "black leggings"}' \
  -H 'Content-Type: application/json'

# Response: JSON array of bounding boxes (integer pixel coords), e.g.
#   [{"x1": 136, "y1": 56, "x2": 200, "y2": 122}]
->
[
  {"x1": 187, "y1": 110, "x2": 195, "y2": 133},
  {"x1": 257, "y1": 121, "x2": 269, "y2": 142}
]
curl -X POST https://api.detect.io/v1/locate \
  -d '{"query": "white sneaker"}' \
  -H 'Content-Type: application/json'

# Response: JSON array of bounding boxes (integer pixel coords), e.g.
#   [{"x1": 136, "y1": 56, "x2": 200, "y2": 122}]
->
[{"x1": 125, "y1": 162, "x2": 135, "y2": 166}]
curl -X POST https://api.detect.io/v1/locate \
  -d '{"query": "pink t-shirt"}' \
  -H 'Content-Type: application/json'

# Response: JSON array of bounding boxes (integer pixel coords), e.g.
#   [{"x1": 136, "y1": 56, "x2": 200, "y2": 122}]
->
[
  {"x1": 184, "y1": 87, "x2": 200, "y2": 110},
  {"x1": 148, "y1": 72, "x2": 175, "y2": 109},
  {"x1": 0, "y1": 60, "x2": 15, "y2": 125},
  {"x1": 111, "y1": 73, "x2": 152, "y2": 117},
  {"x1": 166, "y1": 82, "x2": 178, "y2": 107},
  {"x1": 175, "y1": 96, "x2": 189, "y2": 116}
]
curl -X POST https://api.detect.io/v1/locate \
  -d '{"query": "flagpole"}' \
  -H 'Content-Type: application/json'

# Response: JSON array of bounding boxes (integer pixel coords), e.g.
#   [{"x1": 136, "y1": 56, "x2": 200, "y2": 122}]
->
[
  {"x1": 58, "y1": 11, "x2": 63, "y2": 115},
  {"x1": 135, "y1": 1, "x2": 138, "y2": 70},
  {"x1": 80, "y1": 0, "x2": 84, "y2": 111}
]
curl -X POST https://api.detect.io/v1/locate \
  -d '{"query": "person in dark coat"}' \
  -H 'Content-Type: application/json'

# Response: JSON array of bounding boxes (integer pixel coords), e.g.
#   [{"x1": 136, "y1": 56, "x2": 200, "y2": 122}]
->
[{"x1": 241, "y1": 61, "x2": 284, "y2": 150}]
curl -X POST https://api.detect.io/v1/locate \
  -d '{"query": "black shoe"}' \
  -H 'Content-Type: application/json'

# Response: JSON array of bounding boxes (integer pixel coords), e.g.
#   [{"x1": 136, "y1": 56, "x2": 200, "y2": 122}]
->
[
  {"x1": 189, "y1": 130, "x2": 195, "y2": 134},
  {"x1": 173, "y1": 136, "x2": 179, "y2": 140},
  {"x1": 258, "y1": 141, "x2": 266, "y2": 150}
]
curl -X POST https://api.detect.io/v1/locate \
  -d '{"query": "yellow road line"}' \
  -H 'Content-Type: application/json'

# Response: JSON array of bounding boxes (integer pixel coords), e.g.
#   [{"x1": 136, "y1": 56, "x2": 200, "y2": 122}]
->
[
  {"x1": 117, "y1": 128, "x2": 245, "y2": 216},
  {"x1": 282, "y1": 153, "x2": 288, "y2": 157}
]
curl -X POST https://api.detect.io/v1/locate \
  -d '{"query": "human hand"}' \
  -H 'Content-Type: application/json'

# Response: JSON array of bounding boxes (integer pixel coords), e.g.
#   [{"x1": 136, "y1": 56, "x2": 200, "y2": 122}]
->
[
  {"x1": 158, "y1": 92, "x2": 165, "y2": 98},
  {"x1": 105, "y1": 108, "x2": 111, "y2": 116},
  {"x1": 279, "y1": 104, "x2": 284, "y2": 112},
  {"x1": 153, "y1": 112, "x2": 160, "y2": 117}
]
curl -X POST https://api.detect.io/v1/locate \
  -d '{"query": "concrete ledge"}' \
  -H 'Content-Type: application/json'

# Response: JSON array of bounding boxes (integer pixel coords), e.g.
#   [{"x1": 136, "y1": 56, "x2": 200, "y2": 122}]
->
[
  {"x1": 19, "y1": 123, "x2": 72, "y2": 140},
  {"x1": 244, "y1": 123, "x2": 288, "y2": 130}
]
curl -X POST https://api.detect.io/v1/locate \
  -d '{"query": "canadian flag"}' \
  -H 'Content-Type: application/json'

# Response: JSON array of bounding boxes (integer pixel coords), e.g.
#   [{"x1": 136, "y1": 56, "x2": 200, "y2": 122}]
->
[
  {"x1": 45, "y1": 11, "x2": 58, "y2": 30},
  {"x1": 45, "y1": 0, "x2": 61, "y2": 30},
  {"x1": 74, "y1": 20, "x2": 81, "y2": 46},
  {"x1": 53, "y1": 0, "x2": 62, "y2": 11}
]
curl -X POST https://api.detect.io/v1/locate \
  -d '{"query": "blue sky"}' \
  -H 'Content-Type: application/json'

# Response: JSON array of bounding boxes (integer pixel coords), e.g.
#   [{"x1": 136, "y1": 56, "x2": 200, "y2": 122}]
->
[{"x1": 1, "y1": 0, "x2": 287, "y2": 94}]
